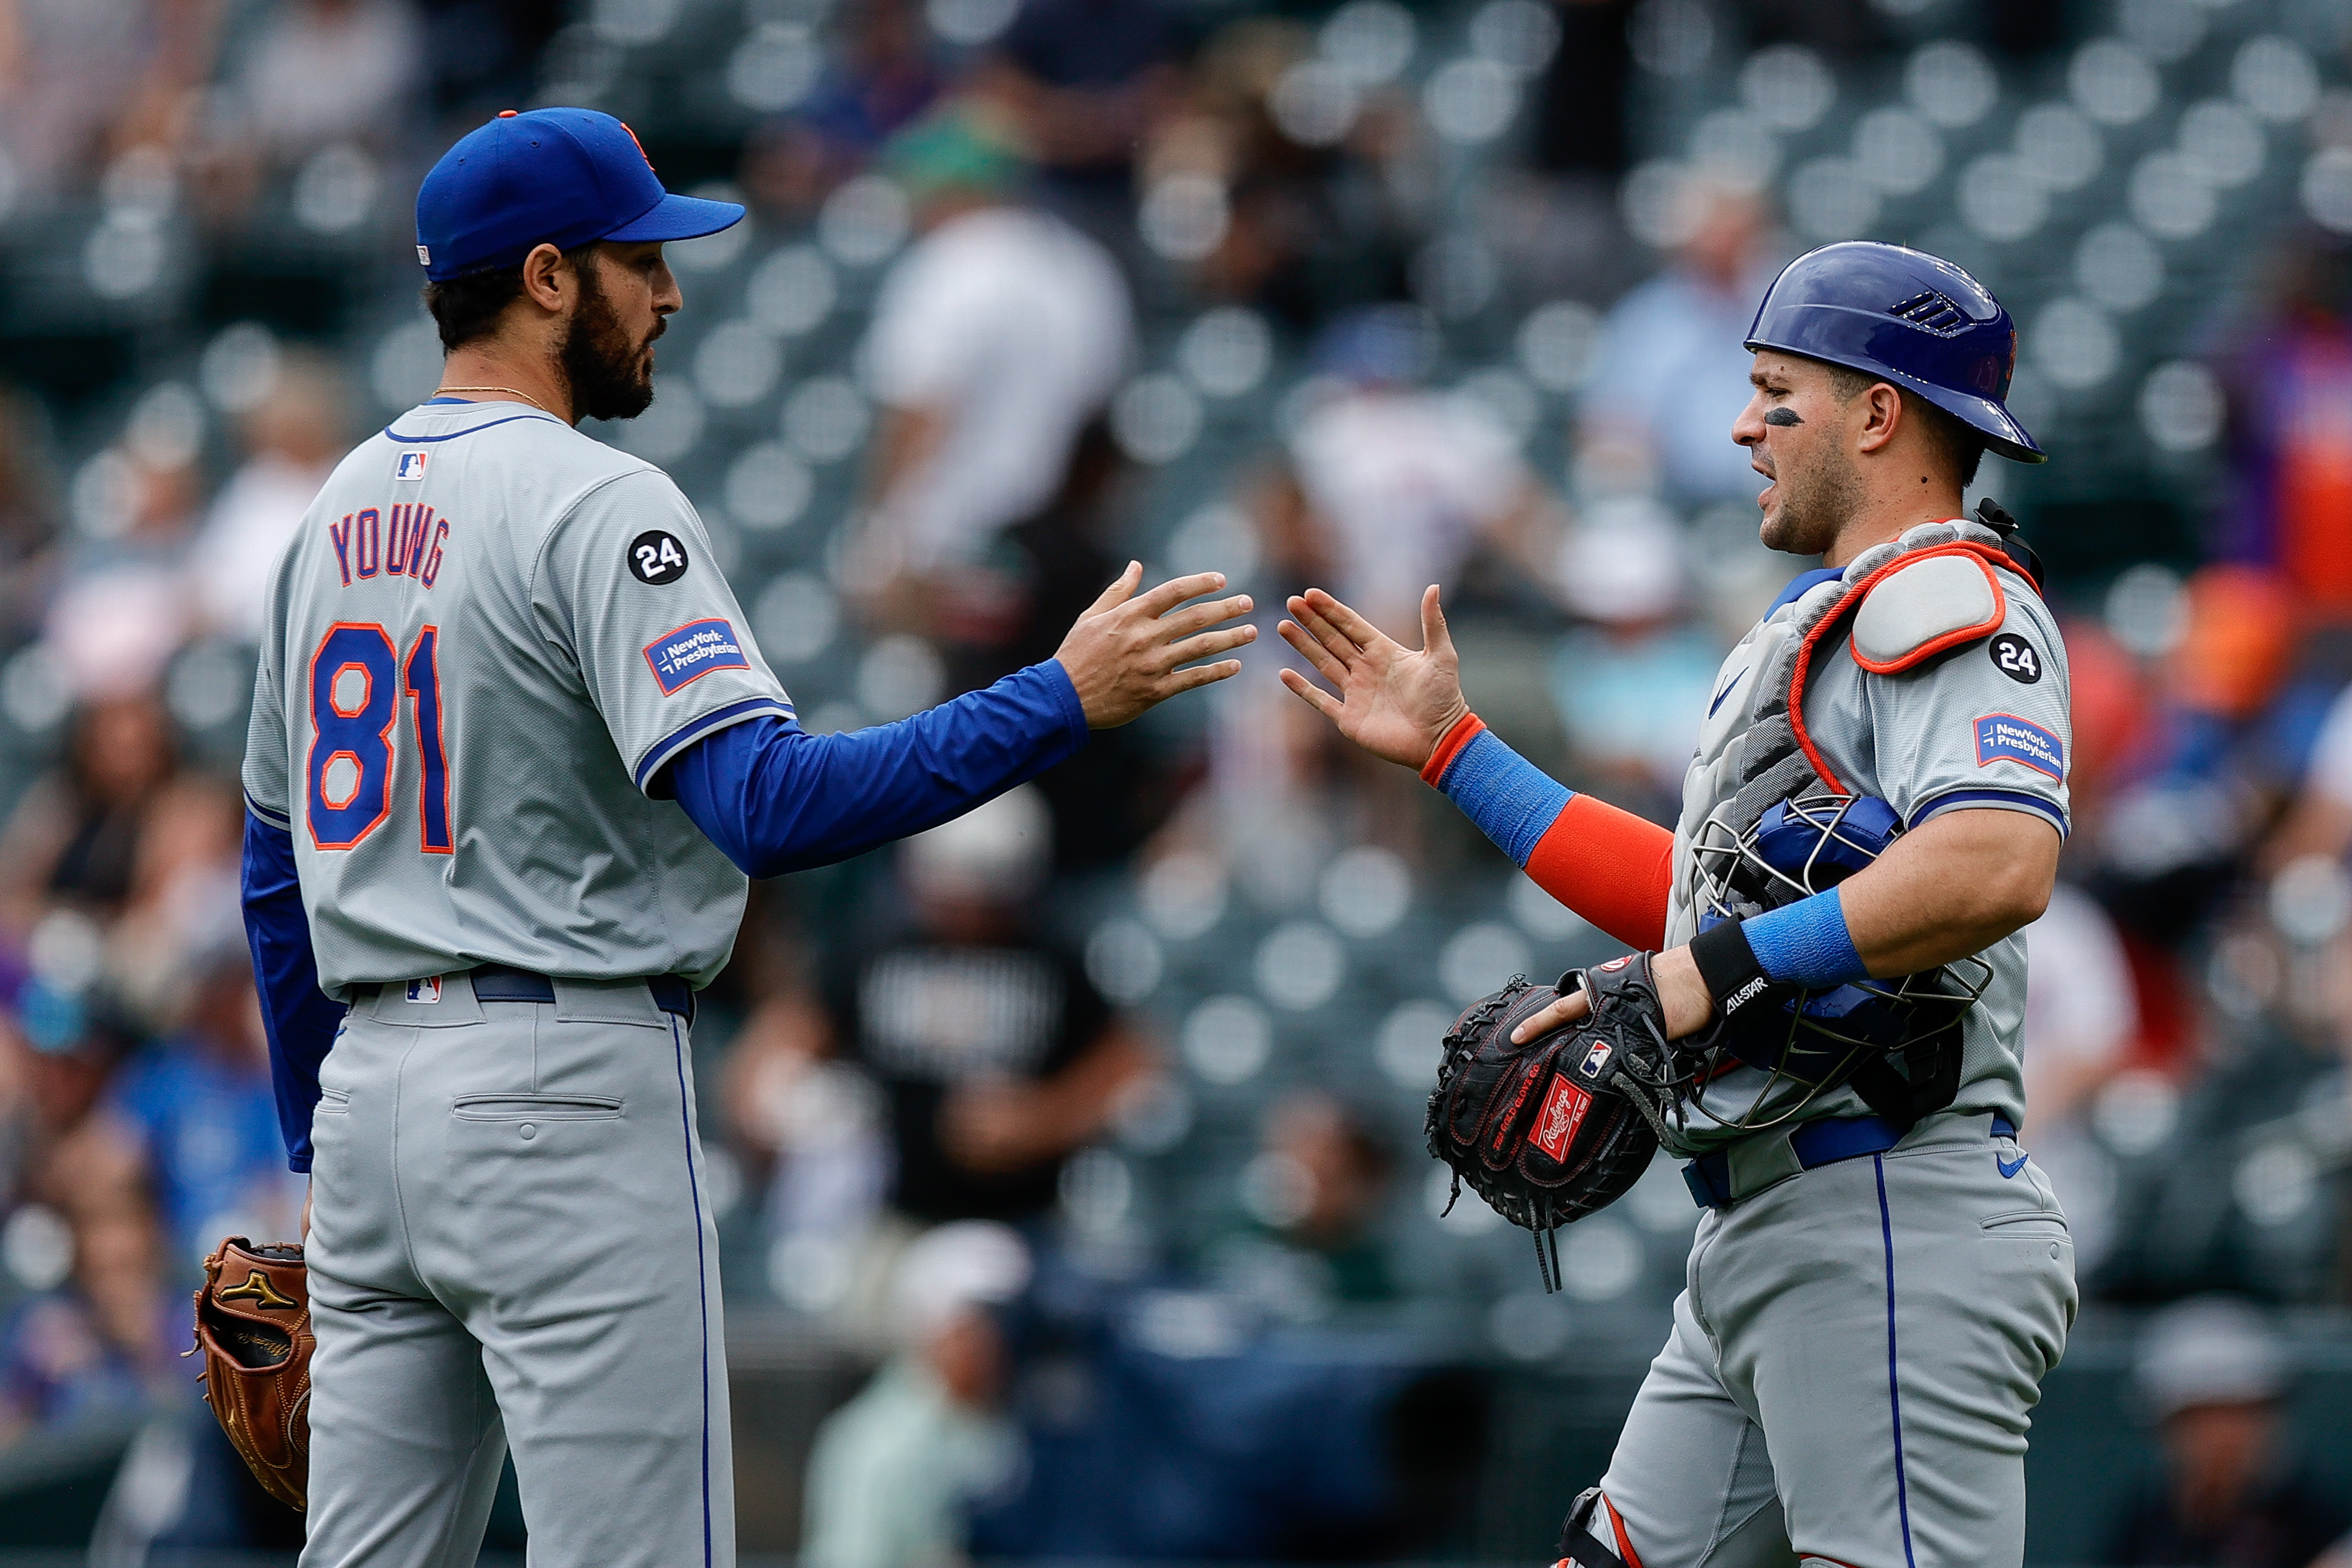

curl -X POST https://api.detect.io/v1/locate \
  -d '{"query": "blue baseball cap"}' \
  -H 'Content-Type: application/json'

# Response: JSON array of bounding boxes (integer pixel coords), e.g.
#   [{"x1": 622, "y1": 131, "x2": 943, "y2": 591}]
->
[{"x1": 415, "y1": 108, "x2": 745, "y2": 281}]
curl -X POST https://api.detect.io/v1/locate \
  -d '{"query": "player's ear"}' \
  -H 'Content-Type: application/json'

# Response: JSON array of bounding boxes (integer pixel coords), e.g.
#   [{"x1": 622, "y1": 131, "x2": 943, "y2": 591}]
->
[
  {"x1": 1855, "y1": 381, "x2": 1903, "y2": 455},
  {"x1": 518, "y1": 242, "x2": 571, "y2": 315}
]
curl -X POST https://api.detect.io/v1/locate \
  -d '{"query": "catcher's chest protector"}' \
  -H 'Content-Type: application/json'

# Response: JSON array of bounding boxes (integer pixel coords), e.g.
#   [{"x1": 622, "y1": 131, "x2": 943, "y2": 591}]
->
[{"x1": 1666, "y1": 518, "x2": 2043, "y2": 947}]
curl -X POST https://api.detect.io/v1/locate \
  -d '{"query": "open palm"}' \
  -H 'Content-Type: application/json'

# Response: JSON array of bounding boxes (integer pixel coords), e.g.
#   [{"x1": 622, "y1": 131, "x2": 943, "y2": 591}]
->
[{"x1": 1278, "y1": 586, "x2": 1471, "y2": 771}]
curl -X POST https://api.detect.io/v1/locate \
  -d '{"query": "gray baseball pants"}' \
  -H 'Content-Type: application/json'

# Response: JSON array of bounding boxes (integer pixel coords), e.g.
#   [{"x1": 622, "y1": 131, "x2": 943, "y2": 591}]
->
[
  {"x1": 299, "y1": 972, "x2": 731, "y2": 1568},
  {"x1": 1582, "y1": 1112, "x2": 2076, "y2": 1568}
]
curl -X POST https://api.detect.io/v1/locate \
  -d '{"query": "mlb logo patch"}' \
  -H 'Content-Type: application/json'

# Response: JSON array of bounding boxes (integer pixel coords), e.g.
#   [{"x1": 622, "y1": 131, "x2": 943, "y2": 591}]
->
[
  {"x1": 1581, "y1": 1040, "x2": 1612, "y2": 1079},
  {"x1": 405, "y1": 975, "x2": 443, "y2": 1004},
  {"x1": 1529, "y1": 1074, "x2": 1594, "y2": 1160},
  {"x1": 1973, "y1": 713, "x2": 2064, "y2": 780},
  {"x1": 395, "y1": 451, "x2": 429, "y2": 482},
  {"x1": 643, "y1": 618, "x2": 750, "y2": 695}
]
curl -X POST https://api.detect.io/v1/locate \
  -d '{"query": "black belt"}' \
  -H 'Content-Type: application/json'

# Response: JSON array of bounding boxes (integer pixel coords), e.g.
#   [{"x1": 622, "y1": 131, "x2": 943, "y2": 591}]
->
[
  {"x1": 1683, "y1": 1113, "x2": 2016, "y2": 1211},
  {"x1": 357, "y1": 965, "x2": 694, "y2": 1024}
]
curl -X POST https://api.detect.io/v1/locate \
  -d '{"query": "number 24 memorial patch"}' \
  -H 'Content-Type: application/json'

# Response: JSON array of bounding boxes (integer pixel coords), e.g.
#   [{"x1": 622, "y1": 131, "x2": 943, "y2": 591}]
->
[
  {"x1": 1974, "y1": 713, "x2": 2064, "y2": 779},
  {"x1": 644, "y1": 618, "x2": 749, "y2": 695}
]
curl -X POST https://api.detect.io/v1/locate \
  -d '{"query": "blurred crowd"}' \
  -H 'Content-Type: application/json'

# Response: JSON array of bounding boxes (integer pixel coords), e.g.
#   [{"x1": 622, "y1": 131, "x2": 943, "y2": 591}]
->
[{"x1": 5, "y1": 0, "x2": 2352, "y2": 1561}]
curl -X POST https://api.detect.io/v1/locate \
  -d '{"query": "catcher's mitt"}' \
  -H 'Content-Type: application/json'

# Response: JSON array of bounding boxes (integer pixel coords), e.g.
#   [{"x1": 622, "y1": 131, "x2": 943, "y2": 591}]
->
[
  {"x1": 1427, "y1": 957, "x2": 1680, "y2": 1291},
  {"x1": 189, "y1": 1236, "x2": 312, "y2": 1511}
]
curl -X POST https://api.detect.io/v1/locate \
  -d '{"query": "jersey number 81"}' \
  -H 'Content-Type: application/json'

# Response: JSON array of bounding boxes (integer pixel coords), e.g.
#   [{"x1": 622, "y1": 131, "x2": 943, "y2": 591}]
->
[{"x1": 306, "y1": 621, "x2": 451, "y2": 854}]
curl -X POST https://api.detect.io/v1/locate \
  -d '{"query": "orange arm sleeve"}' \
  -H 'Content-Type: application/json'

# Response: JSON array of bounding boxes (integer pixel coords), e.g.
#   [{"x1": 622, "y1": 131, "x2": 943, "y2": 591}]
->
[
  {"x1": 1523, "y1": 794, "x2": 1675, "y2": 952},
  {"x1": 1420, "y1": 712, "x2": 1675, "y2": 951}
]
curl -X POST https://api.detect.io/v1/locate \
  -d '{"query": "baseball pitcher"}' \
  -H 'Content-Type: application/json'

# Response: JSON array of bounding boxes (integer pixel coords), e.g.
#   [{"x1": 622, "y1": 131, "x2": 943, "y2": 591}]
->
[
  {"x1": 1284, "y1": 242, "x2": 2077, "y2": 1567},
  {"x1": 238, "y1": 108, "x2": 1253, "y2": 1566}
]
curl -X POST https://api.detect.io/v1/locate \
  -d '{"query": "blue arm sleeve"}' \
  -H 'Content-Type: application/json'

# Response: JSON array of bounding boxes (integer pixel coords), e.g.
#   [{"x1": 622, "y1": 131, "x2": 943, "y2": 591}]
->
[
  {"x1": 1435, "y1": 728, "x2": 1574, "y2": 866},
  {"x1": 666, "y1": 659, "x2": 1090, "y2": 878},
  {"x1": 240, "y1": 811, "x2": 344, "y2": 1173}
]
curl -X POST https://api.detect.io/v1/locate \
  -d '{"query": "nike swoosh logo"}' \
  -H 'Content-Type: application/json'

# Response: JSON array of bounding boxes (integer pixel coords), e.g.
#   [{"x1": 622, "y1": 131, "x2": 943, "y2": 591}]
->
[
  {"x1": 1708, "y1": 667, "x2": 1748, "y2": 718},
  {"x1": 1997, "y1": 1151, "x2": 2028, "y2": 1179}
]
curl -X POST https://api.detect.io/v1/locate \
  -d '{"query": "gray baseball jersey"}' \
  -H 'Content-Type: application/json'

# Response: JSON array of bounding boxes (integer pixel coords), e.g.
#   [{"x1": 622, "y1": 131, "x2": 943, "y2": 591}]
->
[
  {"x1": 1662, "y1": 533, "x2": 2070, "y2": 1156},
  {"x1": 242, "y1": 397, "x2": 791, "y2": 993},
  {"x1": 1577, "y1": 521, "x2": 2079, "y2": 1568}
]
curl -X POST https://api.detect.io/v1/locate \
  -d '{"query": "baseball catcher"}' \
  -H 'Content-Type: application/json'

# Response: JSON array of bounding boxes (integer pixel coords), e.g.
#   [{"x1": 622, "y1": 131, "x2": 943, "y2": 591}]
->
[{"x1": 1286, "y1": 242, "x2": 2077, "y2": 1568}]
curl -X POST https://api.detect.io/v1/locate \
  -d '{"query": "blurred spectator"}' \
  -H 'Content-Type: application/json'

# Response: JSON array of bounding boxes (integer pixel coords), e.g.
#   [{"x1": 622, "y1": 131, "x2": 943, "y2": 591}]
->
[
  {"x1": 2018, "y1": 880, "x2": 2140, "y2": 1274},
  {"x1": 222, "y1": 0, "x2": 421, "y2": 167},
  {"x1": 414, "y1": 0, "x2": 560, "y2": 120},
  {"x1": 1548, "y1": 507, "x2": 1718, "y2": 816},
  {"x1": 741, "y1": 0, "x2": 943, "y2": 220},
  {"x1": 851, "y1": 105, "x2": 1133, "y2": 616},
  {"x1": 936, "y1": 421, "x2": 1188, "y2": 871},
  {"x1": 2107, "y1": 1297, "x2": 2348, "y2": 1566},
  {"x1": 0, "y1": 969, "x2": 167, "y2": 1418},
  {"x1": 1211, "y1": 1093, "x2": 1398, "y2": 1314},
  {"x1": 107, "y1": 925, "x2": 305, "y2": 1270},
  {"x1": 1531, "y1": 0, "x2": 1635, "y2": 181},
  {"x1": 42, "y1": 443, "x2": 203, "y2": 702},
  {"x1": 0, "y1": 384, "x2": 62, "y2": 649},
  {"x1": 800, "y1": 1222, "x2": 1028, "y2": 1568},
  {"x1": 191, "y1": 352, "x2": 348, "y2": 643},
  {"x1": 1142, "y1": 18, "x2": 1425, "y2": 330},
  {"x1": 0, "y1": 1270, "x2": 151, "y2": 1445},
  {"x1": 104, "y1": 773, "x2": 240, "y2": 1031},
  {"x1": 1578, "y1": 180, "x2": 1777, "y2": 511},
  {"x1": 0, "y1": 693, "x2": 180, "y2": 935},
  {"x1": 1257, "y1": 305, "x2": 1564, "y2": 640},
  {"x1": 0, "y1": 0, "x2": 210, "y2": 203},
  {"x1": 853, "y1": 790, "x2": 1150, "y2": 1226},
  {"x1": 976, "y1": 0, "x2": 1188, "y2": 231},
  {"x1": 2217, "y1": 230, "x2": 2352, "y2": 618},
  {"x1": 2263, "y1": 671, "x2": 2352, "y2": 874},
  {"x1": 2087, "y1": 567, "x2": 2313, "y2": 950},
  {"x1": 728, "y1": 986, "x2": 893, "y2": 1322}
]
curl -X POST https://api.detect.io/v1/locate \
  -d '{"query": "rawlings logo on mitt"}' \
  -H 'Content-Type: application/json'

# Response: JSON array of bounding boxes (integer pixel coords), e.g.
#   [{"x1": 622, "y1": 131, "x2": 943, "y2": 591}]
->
[
  {"x1": 188, "y1": 1236, "x2": 312, "y2": 1511},
  {"x1": 1427, "y1": 958, "x2": 1682, "y2": 1291}
]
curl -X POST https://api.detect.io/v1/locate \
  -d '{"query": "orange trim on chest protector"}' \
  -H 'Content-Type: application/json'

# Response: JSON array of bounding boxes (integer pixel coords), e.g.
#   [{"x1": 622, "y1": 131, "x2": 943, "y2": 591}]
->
[{"x1": 1785, "y1": 540, "x2": 2022, "y2": 798}]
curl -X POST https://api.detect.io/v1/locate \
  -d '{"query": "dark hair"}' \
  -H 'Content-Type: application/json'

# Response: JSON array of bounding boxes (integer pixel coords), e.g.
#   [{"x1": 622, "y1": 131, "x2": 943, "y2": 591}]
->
[
  {"x1": 423, "y1": 242, "x2": 601, "y2": 352},
  {"x1": 1824, "y1": 364, "x2": 1986, "y2": 489}
]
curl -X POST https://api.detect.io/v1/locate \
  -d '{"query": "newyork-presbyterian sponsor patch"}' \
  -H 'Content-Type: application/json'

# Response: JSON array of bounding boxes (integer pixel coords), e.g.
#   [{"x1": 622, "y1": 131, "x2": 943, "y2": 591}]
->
[
  {"x1": 1530, "y1": 1074, "x2": 1594, "y2": 1161},
  {"x1": 644, "y1": 618, "x2": 750, "y2": 695},
  {"x1": 1973, "y1": 712, "x2": 2065, "y2": 780}
]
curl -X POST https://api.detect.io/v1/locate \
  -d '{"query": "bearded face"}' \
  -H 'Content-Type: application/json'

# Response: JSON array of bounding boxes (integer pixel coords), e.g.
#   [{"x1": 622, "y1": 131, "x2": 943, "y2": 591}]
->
[{"x1": 560, "y1": 256, "x2": 664, "y2": 422}]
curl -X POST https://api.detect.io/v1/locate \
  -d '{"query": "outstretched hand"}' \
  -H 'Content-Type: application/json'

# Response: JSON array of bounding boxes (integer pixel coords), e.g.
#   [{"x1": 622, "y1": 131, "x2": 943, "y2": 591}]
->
[
  {"x1": 1055, "y1": 562, "x2": 1256, "y2": 729},
  {"x1": 1277, "y1": 584, "x2": 1470, "y2": 770}
]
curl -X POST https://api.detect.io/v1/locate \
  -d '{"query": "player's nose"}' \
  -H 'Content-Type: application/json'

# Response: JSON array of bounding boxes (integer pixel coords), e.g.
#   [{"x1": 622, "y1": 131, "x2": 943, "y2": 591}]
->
[{"x1": 1731, "y1": 395, "x2": 1767, "y2": 449}]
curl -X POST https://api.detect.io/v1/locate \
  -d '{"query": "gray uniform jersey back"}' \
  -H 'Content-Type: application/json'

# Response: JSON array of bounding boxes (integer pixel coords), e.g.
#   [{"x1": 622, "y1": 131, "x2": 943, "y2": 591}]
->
[
  {"x1": 1665, "y1": 545, "x2": 2070, "y2": 1153},
  {"x1": 242, "y1": 399, "x2": 793, "y2": 994}
]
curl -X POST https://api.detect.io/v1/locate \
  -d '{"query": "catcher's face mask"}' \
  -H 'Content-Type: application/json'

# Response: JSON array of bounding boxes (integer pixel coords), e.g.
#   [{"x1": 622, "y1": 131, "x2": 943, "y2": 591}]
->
[{"x1": 1682, "y1": 791, "x2": 1988, "y2": 1133}]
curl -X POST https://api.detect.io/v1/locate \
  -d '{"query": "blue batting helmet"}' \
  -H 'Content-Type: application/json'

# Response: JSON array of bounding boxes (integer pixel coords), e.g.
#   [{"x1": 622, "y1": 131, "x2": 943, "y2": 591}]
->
[{"x1": 1745, "y1": 241, "x2": 2046, "y2": 464}]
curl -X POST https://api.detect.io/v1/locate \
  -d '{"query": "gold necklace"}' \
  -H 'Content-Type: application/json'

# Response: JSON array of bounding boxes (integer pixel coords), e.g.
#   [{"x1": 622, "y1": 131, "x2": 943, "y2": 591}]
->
[{"x1": 433, "y1": 384, "x2": 555, "y2": 414}]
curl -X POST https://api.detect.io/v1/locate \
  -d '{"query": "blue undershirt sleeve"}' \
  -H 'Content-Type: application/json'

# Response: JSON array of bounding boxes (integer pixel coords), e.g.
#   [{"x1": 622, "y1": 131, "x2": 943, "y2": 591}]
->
[
  {"x1": 240, "y1": 811, "x2": 344, "y2": 1174},
  {"x1": 665, "y1": 659, "x2": 1090, "y2": 878}
]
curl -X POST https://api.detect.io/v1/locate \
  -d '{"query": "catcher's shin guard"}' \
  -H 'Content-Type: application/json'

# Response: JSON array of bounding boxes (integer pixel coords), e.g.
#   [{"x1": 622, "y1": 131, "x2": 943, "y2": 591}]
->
[{"x1": 1557, "y1": 1486, "x2": 1639, "y2": 1568}]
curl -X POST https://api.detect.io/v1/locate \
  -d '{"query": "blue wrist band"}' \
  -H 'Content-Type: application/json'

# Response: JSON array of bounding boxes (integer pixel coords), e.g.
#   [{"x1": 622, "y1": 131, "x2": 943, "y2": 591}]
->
[
  {"x1": 1437, "y1": 729, "x2": 1573, "y2": 866},
  {"x1": 1743, "y1": 887, "x2": 1869, "y2": 988}
]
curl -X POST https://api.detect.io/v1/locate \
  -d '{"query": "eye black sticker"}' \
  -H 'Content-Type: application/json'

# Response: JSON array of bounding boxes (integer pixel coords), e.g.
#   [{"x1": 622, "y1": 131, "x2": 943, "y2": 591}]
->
[
  {"x1": 628, "y1": 530, "x2": 690, "y2": 586},
  {"x1": 1990, "y1": 632, "x2": 2042, "y2": 685}
]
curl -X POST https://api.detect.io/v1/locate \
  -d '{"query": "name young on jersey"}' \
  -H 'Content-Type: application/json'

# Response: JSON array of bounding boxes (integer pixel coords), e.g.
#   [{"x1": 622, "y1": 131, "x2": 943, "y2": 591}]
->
[{"x1": 330, "y1": 505, "x2": 451, "y2": 589}]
